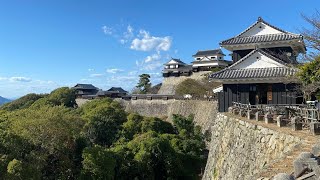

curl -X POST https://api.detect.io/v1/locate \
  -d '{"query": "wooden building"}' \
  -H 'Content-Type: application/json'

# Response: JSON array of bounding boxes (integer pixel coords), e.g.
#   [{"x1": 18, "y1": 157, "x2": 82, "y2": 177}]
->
[
  {"x1": 162, "y1": 58, "x2": 193, "y2": 77},
  {"x1": 192, "y1": 49, "x2": 232, "y2": 71},
  {"x1": 96, "y1": 87, "x2": 128, "y2": 98},
  {"x1": 209, "y1": 17, "x2": 306, "y2": 112},
  {"x1": 73, "y1": 84, "x2": 99, "y2": 98}
]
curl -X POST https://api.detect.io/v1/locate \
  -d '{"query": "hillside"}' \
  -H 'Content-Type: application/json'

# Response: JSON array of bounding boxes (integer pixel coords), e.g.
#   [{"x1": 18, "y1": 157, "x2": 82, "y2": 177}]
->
[
  {"x1": 158, "y1": 71, "x2": 212, "y2": 95},
  {"x1": 0, "y1": 96, "x2": 11, "y2": 105}
]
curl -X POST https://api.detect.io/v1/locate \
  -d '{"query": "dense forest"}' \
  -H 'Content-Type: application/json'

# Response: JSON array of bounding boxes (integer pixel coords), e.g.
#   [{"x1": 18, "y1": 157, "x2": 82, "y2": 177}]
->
[{"x1": 0, "y1": 87, "x2": 207, "y2": 179}]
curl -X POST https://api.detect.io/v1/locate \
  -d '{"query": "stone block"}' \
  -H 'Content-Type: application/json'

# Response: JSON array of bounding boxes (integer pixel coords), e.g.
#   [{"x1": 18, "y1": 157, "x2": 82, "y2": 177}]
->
[
  {"x1": 276, "y1": 115, "x2": 286, "y2": 127},
  {"x1": 310, "y1": 122, "x2": 320, "y2": 135},
  {"x1": 264, "y1": 113, "x2": 273, "y2": 124},
  {"x1": 294, "y1": 152, "x2": 320, "y2": 178},
  {"x1": 239, "y1": 109, "x2": 244, "y2": 117},
  {"x1": 232, "y1": 108, "x2": 238, "y2": 115},
  {"x1": 273, "y1": 173, "x2": 294, "y2": 180},
  {"x1": 247, "y1": 110, "x2": 251, "y2": 120},
  {"x1": 228, "y1": 107, "x2": 233, "y2": 113},
  {"x1": 255, "y1": 111, "x2": 262, "y2": 121},
  {"x1": 312, "y1": 144, "x2": 320, "y2": 156},
  {"x1": 291, "y1": 117, "x2": 302, "y2": 131}
]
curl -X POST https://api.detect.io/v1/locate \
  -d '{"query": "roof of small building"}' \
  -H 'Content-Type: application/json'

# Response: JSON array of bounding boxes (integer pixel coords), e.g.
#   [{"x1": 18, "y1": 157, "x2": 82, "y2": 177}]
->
[
  {"x1": 220, "y1": 17, "x2": 304, "y2": 46},
  {"x1": 107, "y1": 87, "x2": 128, "y2": 93},
  {"x1": 193, "y1": 49, "x2": 225, "y2": 57},
  {"x1": 74, "y1": 84, "x2": 98, "y2": 90},
  {"x1": 164, "y1": 58, "x2": 186, "y2": 65}
]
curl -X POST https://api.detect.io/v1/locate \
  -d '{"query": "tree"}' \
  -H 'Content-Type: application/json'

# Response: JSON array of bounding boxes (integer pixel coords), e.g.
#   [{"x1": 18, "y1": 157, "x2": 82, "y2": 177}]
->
[
  {"x1": 81, "y1": 146, "x2": 116, "y2": 180},
  {"x1": 0, "y1": 93, "x2": 45, "y2": 111},
  {"x1": 297, "y1": 55, "x2": 320, "y2": 100},
  {"x1": 82, "y1": 99, "x2": 127, "y2": 147},
  {"x1": 301, "y1": 10, "x2": 320, "y2": 58},
  {"x1": 136, "y1": 74, "x2": 151, "y2": 94},
  {"x1": 48, "y1": 87, "x2": 77, "y2": 107}
]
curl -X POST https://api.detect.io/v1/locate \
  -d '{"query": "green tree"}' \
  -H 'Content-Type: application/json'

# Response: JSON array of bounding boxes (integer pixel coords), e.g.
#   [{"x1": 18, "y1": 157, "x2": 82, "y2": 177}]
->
[
  {"x1": 82, "y1": 99, "x2": 127, "y2": 146},
  {"x1": 136, "y1": 74, "x2": 151, "y2": 94},
  {"x1": 7, "y1": 159, "x2": 23, "y2": 179},
  {"x1": 81, "y1": 146, "x2": 116, "y2": 180},
  {"x1": 48, "y1": 87, "x2": 77, "y2": 107},
  {"x1": 297, "y1": 55, "x2": 320, "y2": 100},
  {"x1": 0, "y1": 93, "x2": 45, "y2": 111}
]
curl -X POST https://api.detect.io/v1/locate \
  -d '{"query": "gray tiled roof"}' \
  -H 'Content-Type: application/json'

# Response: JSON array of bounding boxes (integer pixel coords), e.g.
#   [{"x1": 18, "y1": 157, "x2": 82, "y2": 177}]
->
[
  {"x1": 209, "y1": 48, "x2": 298, "y2": 80},
  {"x1": 220, "y1": 17, "x2": 303, "y2": 46},
  {"x1": 107, "y1": 87, "x2": 128, "y2": 93},
  {"x1": 209, "y1": 67, "x2": 298, "y2": 80},
  {"x1": 164, "y1": 58, "x2": 186, "y2": 65},
  {"x1": 220, "y1": 33, "x2": 302, "y2": 46},
  {"x1": 193, "y1": 49, "x2": 225, "y2": 56},
  {"x1": 74, "y1": 84, "x2": 98, "y2": 90}
]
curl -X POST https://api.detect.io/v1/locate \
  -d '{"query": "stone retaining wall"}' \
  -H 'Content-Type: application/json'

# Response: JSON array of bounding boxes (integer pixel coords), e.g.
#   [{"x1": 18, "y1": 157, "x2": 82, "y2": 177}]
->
[
  {"x1": 116, "y1": 99, "x2": 218, "y2": 133},
  {"x1": 202, "y1": 113, "x2": 303, "y2": 180}
]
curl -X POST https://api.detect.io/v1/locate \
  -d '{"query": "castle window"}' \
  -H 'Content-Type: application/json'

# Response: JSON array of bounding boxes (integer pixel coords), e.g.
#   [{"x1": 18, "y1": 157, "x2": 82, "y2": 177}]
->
[
  {"x1": 197, "y1": 57, "x2": 201, "y2": 60},
  {"x1": 211, "y1": 57, "x2": 216, "y2": 59},
  {"x1": 219, "y1": 57, "x2": 222, "y2": 60}
]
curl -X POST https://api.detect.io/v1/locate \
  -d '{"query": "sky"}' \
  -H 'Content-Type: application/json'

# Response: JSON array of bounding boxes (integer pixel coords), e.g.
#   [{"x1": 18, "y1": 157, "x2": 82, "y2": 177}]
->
[{"x1": 0, "y1": 0, "x2": 319, "y2": 99}]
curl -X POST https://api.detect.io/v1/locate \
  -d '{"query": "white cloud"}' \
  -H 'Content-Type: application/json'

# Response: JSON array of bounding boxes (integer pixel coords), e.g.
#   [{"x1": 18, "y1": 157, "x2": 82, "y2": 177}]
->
[
  {"x1": 0, "y1": 77, "x2": 7, "y2": 81},
  {"x1": 120, "y1": 25, "x2": 134, "y2": 44},
  {"x1": 88, "y1": 68, "x2": 94, "y2": 72},
  {"x1": 90, "y1": 73, "x2": 104, "y2": 77},
  {"x1": 106, "y1": 68, "x2": 124, "y2": 74},
  {"x1": 142, "y1": 61, "x2": 163, "y2": 71},
  {"x1": 9, "y1": 77, "x2": 32, "y2": 82},
  {"x1": 130, "y1": 30, "x2": 172, "y2": 52},
  {"x1": 144, "y1": 53, "x2": 161, "y2": 63},
  {"x1": 102, "y1": 26, "x2": 113, "y2": 35}
]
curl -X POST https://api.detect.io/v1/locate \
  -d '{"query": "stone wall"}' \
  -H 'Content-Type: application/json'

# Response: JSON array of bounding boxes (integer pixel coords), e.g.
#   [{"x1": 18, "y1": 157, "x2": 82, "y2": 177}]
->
[
  {"x1": 116, "y1": 99, "x2": 218, "y2": 133},
  {"x1": 202, "y1": 113, "x2": 303, "y2": 180}
]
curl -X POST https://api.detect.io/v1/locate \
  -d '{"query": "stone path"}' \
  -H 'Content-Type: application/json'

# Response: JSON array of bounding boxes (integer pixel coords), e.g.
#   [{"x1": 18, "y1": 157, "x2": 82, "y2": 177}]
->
[{"x1": 225, "y1": 113, "x2": 319, "y2": 179}]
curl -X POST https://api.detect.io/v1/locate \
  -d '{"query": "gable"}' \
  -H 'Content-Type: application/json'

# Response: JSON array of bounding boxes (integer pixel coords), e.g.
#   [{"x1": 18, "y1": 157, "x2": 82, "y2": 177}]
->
[
  {"x1": 239, "y1": 22, "x2": 283, "y2": 37},
  {"x1": 231, "y1": 51, "x2": 286, "y2": 69},
  {"x1": 167, "y1": 59, "x2": 184, "y2": 64}
]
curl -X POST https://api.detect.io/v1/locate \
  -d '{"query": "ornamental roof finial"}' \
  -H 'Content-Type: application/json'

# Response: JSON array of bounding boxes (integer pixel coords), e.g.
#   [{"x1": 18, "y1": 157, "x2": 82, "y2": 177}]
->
[{"x1": 258, "y1": 17, "x2": 263, "y2": 22}]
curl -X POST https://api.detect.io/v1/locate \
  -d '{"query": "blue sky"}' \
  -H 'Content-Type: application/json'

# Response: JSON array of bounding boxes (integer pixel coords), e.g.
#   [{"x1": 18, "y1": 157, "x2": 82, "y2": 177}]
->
[{"x1": 0, "y1": 0, "x2": 319, "y2": 98}]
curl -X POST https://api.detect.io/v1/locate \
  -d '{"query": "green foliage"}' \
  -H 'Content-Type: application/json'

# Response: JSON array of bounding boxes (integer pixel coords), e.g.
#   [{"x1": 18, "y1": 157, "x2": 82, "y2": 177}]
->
[
  {"x1": 297, "y1": 56, "x2": 320, "y2": 100},
  {"x1": 298, "y1": 56, "x2": 320, "y2": 84},
  {"x1": 176, "y1": 78, "x2": 221, "y2": 97},
  {"x1": 0, "y1": 93, "x2": 45, "y2": 111},
  {"x1": 210, "y1": 67, "x2": 224, "y2": 73},
  {"x1": 81, "y1": 98, "x2": 127, "y2": 146},
  {"x1": 136, "y1": 74, "x2": 152, "y2": 94},
  {"x1": 0, "y1": 89, "x2": 207, "y2": 179},
  {"x1": 47, "y1": 87, "x2": 77, "y2": 107},
  {"x1": 7, "y1": 159, "x2": 23, "y2": 178},
  {"x1": 81, "y1": 146, "x2": 116, "y2": 180},
  {"x1": 176, "y1": 79, "x2": 208, "y2": 96}
]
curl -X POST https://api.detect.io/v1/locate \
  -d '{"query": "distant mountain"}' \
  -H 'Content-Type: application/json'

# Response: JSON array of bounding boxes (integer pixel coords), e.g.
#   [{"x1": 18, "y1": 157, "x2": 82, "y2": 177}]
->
[{"x1": 0, "y1": 96, "x2": 11, "y2": 105}]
